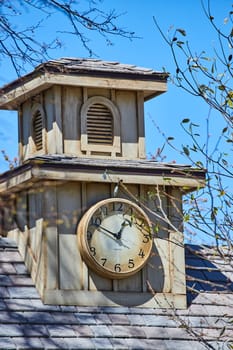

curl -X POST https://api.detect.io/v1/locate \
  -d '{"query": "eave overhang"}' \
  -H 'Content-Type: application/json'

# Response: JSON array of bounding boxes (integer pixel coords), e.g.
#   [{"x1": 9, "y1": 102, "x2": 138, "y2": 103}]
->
[
  {"x1": 0, "y1": 58, "x2": 169, "y2": 110},
  {"x1": 0, "y1": 156, "x2": 206, "y2": 196}
]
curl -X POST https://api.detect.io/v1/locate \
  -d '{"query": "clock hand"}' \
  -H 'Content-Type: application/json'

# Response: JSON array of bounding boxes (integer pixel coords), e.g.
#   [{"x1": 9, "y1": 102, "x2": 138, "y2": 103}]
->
[
  {"x1": 95, "y1": 224, "x2": 118, "y2": 239},
  {"x1": 93, "y1": 224, "x2": 130, "y2": 248},
  {"x1": 116, "y1": 219, "x2": 132, "y2": 240},
  {"x1": 116, "y1": 223, "x2": 125, "y2": 240}
]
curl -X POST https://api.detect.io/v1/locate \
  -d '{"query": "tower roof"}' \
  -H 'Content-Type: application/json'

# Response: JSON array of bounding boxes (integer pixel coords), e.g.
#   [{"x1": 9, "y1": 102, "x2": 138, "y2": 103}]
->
[
  {"x1": 0, "y1": 237, "x2": 232, "y2": 349},
  {"x1": 0, "y1": 58, "x2": 168, "y2": 110}
]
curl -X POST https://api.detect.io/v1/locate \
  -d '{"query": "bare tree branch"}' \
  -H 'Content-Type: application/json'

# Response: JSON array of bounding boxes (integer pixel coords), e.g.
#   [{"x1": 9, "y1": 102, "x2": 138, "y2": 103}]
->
[{"x1": 0, "y1": 0, "x2": 136, "y2": 75}]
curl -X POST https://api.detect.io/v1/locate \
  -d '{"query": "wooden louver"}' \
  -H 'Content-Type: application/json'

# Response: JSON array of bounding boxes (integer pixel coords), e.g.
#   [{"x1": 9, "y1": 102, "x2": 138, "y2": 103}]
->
[
  {"x1": 87, "y1": 103, "x2": 113, "y2": 145},
  {"x1": 32, "y1": 111, "x2": 43, "y2": 151}
]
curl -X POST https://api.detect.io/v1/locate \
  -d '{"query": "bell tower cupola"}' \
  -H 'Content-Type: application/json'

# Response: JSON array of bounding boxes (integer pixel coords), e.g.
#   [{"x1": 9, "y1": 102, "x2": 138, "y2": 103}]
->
[
  {"x1": 0, "y1": 58, "x2": 168, "y2": 162},
  {"x1": 0, "y1": 59, "x2": 205, "y2": 309}
]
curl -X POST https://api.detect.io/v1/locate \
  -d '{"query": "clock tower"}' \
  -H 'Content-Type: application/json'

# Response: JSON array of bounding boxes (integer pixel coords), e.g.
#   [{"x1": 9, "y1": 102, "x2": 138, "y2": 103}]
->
[{"x1": 0, "y1": 58, "x2": 205, "y2": 308}]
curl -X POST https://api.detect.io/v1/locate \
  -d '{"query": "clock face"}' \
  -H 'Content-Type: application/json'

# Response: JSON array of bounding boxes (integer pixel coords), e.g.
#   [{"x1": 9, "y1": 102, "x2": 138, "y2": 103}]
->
[{"x1": 77, "y1": 198, "x2": 153, "y2": 279}]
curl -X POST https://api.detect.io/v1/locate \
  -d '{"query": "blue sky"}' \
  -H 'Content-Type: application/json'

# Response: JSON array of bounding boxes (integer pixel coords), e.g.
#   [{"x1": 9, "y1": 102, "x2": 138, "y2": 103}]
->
[{"x1": 0, "y1": 0, "x2": 231, "y2": 171}]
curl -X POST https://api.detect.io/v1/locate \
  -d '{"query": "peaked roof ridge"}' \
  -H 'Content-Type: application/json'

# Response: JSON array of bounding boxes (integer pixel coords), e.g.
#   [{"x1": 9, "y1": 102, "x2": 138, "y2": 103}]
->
[{"x1": 34, "y1": 57, "x2": 167, "y2": 76}]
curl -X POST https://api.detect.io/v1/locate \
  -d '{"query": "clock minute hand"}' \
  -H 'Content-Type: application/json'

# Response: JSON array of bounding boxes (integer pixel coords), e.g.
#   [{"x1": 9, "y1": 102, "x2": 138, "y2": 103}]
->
[{"x1": 96, "y1": 224, "x2": 118, "y2": 239}]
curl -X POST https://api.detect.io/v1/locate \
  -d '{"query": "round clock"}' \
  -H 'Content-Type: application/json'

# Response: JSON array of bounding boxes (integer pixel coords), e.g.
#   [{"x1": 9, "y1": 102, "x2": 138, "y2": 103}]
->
[{"x1": 77, "y1": 198, "x2": 153, "y2": 279}]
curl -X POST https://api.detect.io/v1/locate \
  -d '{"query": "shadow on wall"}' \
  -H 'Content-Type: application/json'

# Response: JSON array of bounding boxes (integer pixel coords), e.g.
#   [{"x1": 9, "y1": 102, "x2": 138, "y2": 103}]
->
[{"x1": 185, "y1": 244, "x2": 233, "y2": 306}]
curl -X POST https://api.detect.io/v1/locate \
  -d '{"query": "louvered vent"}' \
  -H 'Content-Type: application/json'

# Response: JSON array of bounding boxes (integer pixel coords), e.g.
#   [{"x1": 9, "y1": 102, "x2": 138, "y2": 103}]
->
[
  {"x1": 33, "y1": 111, "x2": 43, "y2": 151},
  {"x1": 87, "y1": 103, "x2": 113, "y2": 145}
]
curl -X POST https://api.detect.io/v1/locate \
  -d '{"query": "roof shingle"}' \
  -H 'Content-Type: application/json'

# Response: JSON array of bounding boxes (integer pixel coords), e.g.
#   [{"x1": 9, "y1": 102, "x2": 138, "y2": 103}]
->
[{"x1": 0, "y1": 237, "x2": 232, "y2": 349}]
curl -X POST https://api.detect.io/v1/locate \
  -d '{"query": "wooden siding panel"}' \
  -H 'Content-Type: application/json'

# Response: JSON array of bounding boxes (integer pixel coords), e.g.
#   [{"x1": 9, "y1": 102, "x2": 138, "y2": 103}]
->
[
  {"x1": 89, "y1": 270, "x2": 112, "y2": 291},
  {"x1": 86, "y1": 183, "x2": 111, "y2": 208},
  {"x1": 43, "y1": 186, "x2": 59, "y2": 290},
  {"x1": 28, "y1": 192, "x2": 37, "y2": 259},
  {"x1": 87, "y1": 87, "x2": 111, "y2": 99},
  {"x1": 18, "y1": 106, "x2": 23, "y2": 164},
  {"x1": 169, "y1": 188, "x2": 186, "y2": 295},
  {"x1": 116, "y1": 91, "x2": 138, "y2": 159},
  {"x1": 59, "y1": 234, "x2": 83, "y2": 290},
  {"x1": 21, "y1": 100, "x2": 31, "y2": 161},
  {"x1": 63, "y1": 86, "x2": 82, "y2": 155},
  {"x1": 117, "y1": 271, "x2": 142, "y2": 292},
  {"x1": 86, "y1": 182, "x2": 112, "y2": 291},
  {"x1": 15, "y1": 191, "x2": 28, "y2": 233},
  {"x1": 44, "y1": 88, "x2": 56, "y2": 154},
  {"x1": 147, "y1": 238, "x2": 171, "y2": 293},
  {"x1": 53, "y1": 86, "x2": 63, "y2": 153},
  {"x1": 145, "y1": 186, "x2": 171, "y2": 292},
  {"x1": 137, "y1": 91, "x2": 146, "y2": 159},
  {"x1": 57, "y1": 182, "x2": 83, "y2": 290}
]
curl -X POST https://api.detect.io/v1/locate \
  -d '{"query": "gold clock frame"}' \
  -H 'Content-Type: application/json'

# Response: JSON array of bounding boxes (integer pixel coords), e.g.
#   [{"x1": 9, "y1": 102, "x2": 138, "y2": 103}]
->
[{"x1": 77, "y1": 198, "x2": 153, "y2": 279}]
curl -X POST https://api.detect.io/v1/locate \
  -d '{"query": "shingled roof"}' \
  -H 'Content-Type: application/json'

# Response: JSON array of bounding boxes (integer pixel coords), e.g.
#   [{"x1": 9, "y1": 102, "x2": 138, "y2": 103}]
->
[
  {"x1": 35, "y1": 58, "x2": 168, "y2": 79},
  {"x1": 0, "y1": 155, "x2": 206, "y2": 196},
  {"x1": 1, "y1": 237, "x2": 232, "y2": 349}
]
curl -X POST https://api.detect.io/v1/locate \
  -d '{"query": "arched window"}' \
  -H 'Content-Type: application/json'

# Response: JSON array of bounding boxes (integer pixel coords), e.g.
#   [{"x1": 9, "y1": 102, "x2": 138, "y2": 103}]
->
[
  {"x1": 81, "y1": 96, "x2": 121, "y2": 156},
  {"x1": 87, "y1": 103, "x2": 113, "y2": 145},
  {"x1": 30, "y1": 103, "x2": 46, "y2": 155},
  {"x1": 32, "y1": 110, "x2": 43, "y2": 151}
]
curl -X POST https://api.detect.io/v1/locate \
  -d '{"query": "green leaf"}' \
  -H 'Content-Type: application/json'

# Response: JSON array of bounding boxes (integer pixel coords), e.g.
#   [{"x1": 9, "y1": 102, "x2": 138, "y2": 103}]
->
[
  {"x1": 183, "y1": 146, "x2": 190, "y2": 156},
  {"x1": 163, "y1": 177, "x2": 172, "y2": 181},
  {"x1": 211, "y1": 207, "x2": 218, "y2": 221},
  {"x1": 201, "y1": 56, "x2": 211, "y2": 61},
  {"x1": 228, "y1": 90, "x2": 233, "y2": 98},
  {"x1": 167, "y1": 137, "x2": 174, "y2": 141},
  {"x1": 226, "y1": 98, "x2": 233, "y2": 108},
  {"x1": 199, "y1": 85, "x2": 214, "y2": 94},
  {"x1": 222, "y1": 127, "x2": 228, "y2": 133},
  {"x1": 211, "y1": 63, "x2": 215, "y2": 74},
  {"x1": 218, "y1": 85, "x2": 226, "y2": 91},
  {"x1": 208, "y1": 87, "x2": 214, "y2": 94},
  {"x1": 190, "y1": 144, "x2": 197, "y2": 152},
  {"x1": 218, "y1": 190, "x2": 226, "y2": 197},
  {"x1": 177, "y1": 41, "x2": 184, "y2": 47},
  {"x1": 196, "y1": 161, "x2": 204, "y2": 167},
  {"x1": 182, "y1": 118, "x2": 190, "y2": 123},
  {"x1": 177, "y1": 28, "x2": 186, "y2": 36},
  {"x1": 222, "y1": 159, "x2": 228, "y2": 166},
  {"x1": 198, "y1": 65, "x2": 208, "y2": 72}
]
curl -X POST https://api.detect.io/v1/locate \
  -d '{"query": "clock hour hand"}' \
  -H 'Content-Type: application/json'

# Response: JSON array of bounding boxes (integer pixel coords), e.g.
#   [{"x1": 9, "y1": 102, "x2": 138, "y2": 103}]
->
[{"x1": 116, "y1": 219, "x2": 132, "y2": 240}]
